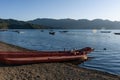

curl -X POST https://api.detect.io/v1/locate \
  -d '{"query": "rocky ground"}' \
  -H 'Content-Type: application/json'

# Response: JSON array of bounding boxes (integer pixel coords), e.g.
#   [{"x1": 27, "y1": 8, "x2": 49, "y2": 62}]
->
[{"x1": 0, "y1": 41, "x2": 119, "y2": 80}]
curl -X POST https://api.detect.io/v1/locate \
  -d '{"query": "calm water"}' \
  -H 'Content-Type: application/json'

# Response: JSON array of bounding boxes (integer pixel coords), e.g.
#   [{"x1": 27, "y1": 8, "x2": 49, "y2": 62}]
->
[{"x1": 0, "y1": 29, "x2": 120, "y2": 75}]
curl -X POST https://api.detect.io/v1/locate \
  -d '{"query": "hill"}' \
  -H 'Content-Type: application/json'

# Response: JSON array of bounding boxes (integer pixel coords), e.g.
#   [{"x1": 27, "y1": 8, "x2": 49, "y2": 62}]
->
[
  {"x1": 0, "y1": 19, "x2": 47, "y2": 29},
  {"x1": 28, "y1": 18, "x2": 120, "y2": 29},
  {"x1": 1, "y1": 18, "x2": 120, "y2": 29}
]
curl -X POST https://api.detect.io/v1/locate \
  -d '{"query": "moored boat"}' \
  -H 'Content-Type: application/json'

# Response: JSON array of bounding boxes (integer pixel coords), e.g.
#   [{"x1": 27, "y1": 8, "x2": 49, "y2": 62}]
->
[
  {"x1": 49, "y1": 31, "x2": 55, "y2": 35},
  {"x1": 0, "y1": 29, "x2": 8, "y2": 31},
  {"x1": 100, "y1": 31, "x2": 111, "y2": 33},
  {"x1": 114, "y1": 33, "x2": 120, "y2": 35},
  {"x1": 0, "y1": 47, "x2": 94, "y2": 65},
  {"x1": 59, "y1": 30, "x2": 68, "y2": 33}
]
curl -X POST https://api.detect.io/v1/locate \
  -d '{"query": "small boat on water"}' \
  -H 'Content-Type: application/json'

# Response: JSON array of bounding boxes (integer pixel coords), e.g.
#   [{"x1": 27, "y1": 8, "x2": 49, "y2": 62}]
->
[
  {"x1": 12, "y1": 30, "x2": 24, "y2": 34},
  {"x1": 12, "y1": 30, "x2": 20, "y2": 33},
  {"x1": 49, "y1": 31, "x2": 55, "y2": 35},
  {"x1": 0, "y1": 29, "x2": 8, "y2": 31},
  {"x1": 59, "y1": 30, "x2": 68, "y2": 33},
  {"x1": 0, "y1": 47, "x2": 94, "y2": 65},
  {"x1": 100, "y1": 31, "x2": 111, "y2": 33},
  {"x1": 114, "y1": 33, "x2": 120, "y2": 35}
]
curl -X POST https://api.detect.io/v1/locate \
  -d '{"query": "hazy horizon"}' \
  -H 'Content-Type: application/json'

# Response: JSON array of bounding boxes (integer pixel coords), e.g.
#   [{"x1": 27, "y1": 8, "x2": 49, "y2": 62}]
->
[{"x1": 1, "y1": 17, "x2": 120, "y2": 22}]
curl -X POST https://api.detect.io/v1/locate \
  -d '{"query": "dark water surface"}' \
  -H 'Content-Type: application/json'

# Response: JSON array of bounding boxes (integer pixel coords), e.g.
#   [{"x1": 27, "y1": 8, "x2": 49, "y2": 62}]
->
[{"x1": 0, "y1": 29, "x2": 120, "y2": 75}]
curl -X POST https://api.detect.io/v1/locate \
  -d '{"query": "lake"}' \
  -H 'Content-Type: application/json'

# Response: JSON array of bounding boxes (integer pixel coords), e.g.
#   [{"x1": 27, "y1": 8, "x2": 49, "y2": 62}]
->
[{"x1": 0, "y1": 29, "x2": 120, "y2": 75}]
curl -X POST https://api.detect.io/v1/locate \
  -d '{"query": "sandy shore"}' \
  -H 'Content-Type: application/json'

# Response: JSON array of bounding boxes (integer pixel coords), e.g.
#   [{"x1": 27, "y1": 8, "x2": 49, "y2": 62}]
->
[
  {"x1": 0, "y1": 41, "x2": 33, "y2": 52},
  {"x1": 0, "y1": 41, "x2": 120, "y2": 80}
]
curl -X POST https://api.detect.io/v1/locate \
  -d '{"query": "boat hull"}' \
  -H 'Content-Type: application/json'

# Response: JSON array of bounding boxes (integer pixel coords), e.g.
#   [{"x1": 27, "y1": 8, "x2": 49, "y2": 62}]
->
[
  {"x1": 0, "y1": 47, "x2": 94, "y2": 65},
  {"x1": 2, "y1": 55, "x2": 88, "y2": 65}
]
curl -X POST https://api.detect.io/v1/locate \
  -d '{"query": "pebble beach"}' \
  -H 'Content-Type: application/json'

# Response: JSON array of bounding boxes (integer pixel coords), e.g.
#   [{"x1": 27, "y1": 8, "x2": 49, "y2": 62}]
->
[{"x1": 0, "y1": 41, "x2": 120, "y2": 80}]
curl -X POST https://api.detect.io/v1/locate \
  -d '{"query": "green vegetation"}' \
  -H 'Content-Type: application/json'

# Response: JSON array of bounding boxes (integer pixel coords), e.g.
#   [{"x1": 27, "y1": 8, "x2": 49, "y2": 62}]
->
[{"x1": 0, "y1": 19, "x2": 46, "y2": 29}]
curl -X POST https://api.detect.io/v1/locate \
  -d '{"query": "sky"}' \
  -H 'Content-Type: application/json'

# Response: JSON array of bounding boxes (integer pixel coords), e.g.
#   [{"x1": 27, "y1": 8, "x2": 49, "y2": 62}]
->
[{"x1": 0, "y1": 0, "x2": 120, "y2": 21}]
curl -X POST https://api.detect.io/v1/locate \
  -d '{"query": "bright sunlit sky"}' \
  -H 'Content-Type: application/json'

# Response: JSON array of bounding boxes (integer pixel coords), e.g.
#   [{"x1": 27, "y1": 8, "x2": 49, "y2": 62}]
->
[{"x1": 0, "y1": 0, "x2": 120, "y2": 21}]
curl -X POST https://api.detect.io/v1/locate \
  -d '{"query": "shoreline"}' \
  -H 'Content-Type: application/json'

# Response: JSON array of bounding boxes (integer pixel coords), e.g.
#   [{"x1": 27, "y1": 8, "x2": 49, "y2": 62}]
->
[
  {"x1": 0, "y1": 41, "x2": 119, "y2": 80},
  {"x1": 0, "y1": 41, "x2": 36, "y2": 52}
]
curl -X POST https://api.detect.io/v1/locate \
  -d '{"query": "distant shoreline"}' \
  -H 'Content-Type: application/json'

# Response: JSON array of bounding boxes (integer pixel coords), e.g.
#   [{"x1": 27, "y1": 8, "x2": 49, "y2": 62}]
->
[{"x1": 0, "y1": 41, "x2": 119, "y2": 80}]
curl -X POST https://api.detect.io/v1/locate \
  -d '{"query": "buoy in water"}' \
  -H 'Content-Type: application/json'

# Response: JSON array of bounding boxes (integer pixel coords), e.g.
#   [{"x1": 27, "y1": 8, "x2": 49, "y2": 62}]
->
[{"x1": 103, "y1": 48, "x2": 107, "y2": 50}]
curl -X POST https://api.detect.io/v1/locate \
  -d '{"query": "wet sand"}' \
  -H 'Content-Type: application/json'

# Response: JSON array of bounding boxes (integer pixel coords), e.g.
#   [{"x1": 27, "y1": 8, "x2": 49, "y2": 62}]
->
[{"x1": 0, "y1": 41, "x2": 120, "y2": 80}]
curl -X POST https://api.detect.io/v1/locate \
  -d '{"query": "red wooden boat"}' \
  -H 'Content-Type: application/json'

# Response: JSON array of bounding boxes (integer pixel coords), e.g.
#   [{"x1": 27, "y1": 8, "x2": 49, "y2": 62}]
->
[{"x1": 0, "y1": 47, "x2": 94, "y2": 65}]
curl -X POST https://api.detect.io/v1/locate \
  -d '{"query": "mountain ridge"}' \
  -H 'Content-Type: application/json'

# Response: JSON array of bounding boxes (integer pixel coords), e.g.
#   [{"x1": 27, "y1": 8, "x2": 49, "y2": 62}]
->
[
  {"x1": 28, "y1": 18, "x2": 120, "y2": 29},
  {"x1": 0, "y1": 18, "x2": 120, "y2": 29}
]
